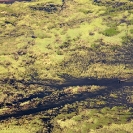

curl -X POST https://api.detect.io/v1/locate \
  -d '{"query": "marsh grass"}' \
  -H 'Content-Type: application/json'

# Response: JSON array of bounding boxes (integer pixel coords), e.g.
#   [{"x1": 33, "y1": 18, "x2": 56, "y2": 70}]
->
[
  {"x1": 0, "y1": 116, "x2": 44, "y2": 133},
  {"x1": 1, "y1": 0, "x2": 133, "y2": 133},
  {"x1": 53, "y1": 106, "x2": 133, "y2": 133}
]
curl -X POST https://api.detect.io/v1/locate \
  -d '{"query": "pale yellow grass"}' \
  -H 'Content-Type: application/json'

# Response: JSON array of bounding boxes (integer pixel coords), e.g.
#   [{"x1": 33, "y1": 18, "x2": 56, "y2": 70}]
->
[
  {"x1": 91, "y1": 120, "x2": 133, "y2": 133},
  {"x1": 57, "y1": 119, "x2": 77, "y2": 129}
]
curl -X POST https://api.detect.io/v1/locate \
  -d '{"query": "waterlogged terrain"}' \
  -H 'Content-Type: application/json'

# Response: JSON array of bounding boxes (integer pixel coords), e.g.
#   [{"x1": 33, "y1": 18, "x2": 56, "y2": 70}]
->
[{"x1": 0, "y1": 0, "x2": 133, "y2": 132}]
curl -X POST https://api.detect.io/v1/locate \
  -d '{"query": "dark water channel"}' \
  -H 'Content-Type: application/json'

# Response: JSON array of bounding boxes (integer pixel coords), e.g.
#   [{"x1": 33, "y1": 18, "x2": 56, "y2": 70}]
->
[
  {"x1": 0, "y1": 77, "x2": 133, "y2": 120},
  {"x1": 0, "y1": 0, "x2": 30, "y2": 4}
]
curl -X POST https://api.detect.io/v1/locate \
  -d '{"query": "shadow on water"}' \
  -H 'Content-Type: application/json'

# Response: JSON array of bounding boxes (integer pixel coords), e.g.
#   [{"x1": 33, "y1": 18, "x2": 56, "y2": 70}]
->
[{"x1": 0, "y1": 76, "x2": 133, "y2": 120}]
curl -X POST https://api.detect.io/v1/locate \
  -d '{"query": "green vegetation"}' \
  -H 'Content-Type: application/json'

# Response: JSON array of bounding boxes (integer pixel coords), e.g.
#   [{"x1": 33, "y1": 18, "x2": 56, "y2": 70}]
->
[
  {"x1": 130, "y1": 29, "x2": 133, "y2": 34},
  {"x1": 102, "y1": 27, "x2": 120, "y2": 36},
  {"x1": 52, "y1": 106, "x2": 133, "y2": 133},
  {"x1": 0, "y1": 0, "x2": 133, "y2": 133}
]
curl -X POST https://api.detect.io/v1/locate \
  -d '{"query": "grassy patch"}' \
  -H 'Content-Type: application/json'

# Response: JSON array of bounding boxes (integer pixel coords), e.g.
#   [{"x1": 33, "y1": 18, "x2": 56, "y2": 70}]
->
[
  {"x1": 102, "y1": 27, "x2": 120, "y2": 36},
  {"x1": 53, "y1": 106, "x2": 133, "y2": 133}
]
